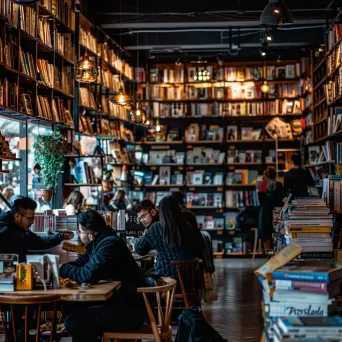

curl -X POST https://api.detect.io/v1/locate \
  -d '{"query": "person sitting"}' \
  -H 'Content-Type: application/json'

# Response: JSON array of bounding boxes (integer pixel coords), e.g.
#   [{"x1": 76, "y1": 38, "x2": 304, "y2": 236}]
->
[
  {"x1": 134, "y1": 199, "x2": 159, "y2": 229},
  {"x1": 0, "y1": 186, "x2": 14, "y2": 211},
  {"x1": 0, "y1": 196, "x2": 73, "y2": 262},
  {"x1": 63, "y1": 190, "x2": 85, "y2": 216},
  {"x1": 134, "y1": 196, "x2": 204, "y2": 278},
  {"x1": 284, "y1": 153, "x2": 314, "y2": 198},
  {"x1": 110, "y1": 189, "x2": 133, "y2": 210},
  {"x1": 60, "y1": 210, "x2": 146, "y2": 342}
]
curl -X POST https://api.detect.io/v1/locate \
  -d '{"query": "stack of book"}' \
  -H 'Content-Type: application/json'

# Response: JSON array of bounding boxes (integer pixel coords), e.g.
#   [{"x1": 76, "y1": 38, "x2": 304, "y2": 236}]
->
[
  {"x1": 284, "y1": 198, "x2": 333, "y2": 262},
  {"x1": 0, "y1": 254, "x2": 18, "y2": 292}
]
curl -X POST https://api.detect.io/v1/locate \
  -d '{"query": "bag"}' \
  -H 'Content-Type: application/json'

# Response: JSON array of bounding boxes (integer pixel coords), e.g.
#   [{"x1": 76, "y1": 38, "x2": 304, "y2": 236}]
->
[{"x1": 175, "y1": 307, "x2": 228, "y2": 342}]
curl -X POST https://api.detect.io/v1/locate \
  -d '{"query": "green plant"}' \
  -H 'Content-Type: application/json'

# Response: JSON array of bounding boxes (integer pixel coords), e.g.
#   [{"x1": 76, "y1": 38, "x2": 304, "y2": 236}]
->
[{"x1": 33, "y1": 132, "x2": 68, "y2": 190}]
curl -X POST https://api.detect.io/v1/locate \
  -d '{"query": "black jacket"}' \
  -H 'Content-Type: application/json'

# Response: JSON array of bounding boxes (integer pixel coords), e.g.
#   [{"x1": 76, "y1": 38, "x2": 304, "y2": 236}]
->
[
  {"x1": 0, "y1": 211, "x2": 63, "y2": 262},
  {"x1": 60, "y1": 226, "x2": 145, "y2": 306},
  {"x1": 134, "y1": 219, "x2": 204, "y2": 278},
  {"x1": 284, "y1": 168, "x2": 314, "y2": 198}
]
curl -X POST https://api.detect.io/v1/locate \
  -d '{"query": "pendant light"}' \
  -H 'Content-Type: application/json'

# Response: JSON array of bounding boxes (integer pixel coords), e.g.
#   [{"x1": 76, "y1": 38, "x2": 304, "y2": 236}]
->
[
  {"x1": 75, "y1": 53, "x2": 98, "y2": 83},
  {"x1": 112, "y1": 87, "x2": 131, "y2": 106},
  {"x1": 261, "y1": 65, "x2": 269, "y2": 94},
  {"x1": 130, "y1": 100, "x2": 146, "y2": 123},
  {"x1": 260, "y1": 0, "x2": 293, "y2": 26}
]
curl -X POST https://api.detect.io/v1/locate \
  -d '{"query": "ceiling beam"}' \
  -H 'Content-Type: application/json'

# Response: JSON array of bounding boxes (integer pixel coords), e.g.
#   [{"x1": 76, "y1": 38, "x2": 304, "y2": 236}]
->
[
  {"x1": 102, "y1": 19, "x2": 325, "y2": 29},
  {"x1": 124, "y1": 42, "x2": 309, "y2": 50}
]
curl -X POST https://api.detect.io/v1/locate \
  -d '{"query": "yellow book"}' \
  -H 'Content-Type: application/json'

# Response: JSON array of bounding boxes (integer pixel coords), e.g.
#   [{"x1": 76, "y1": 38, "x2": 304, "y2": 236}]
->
[{"x1": 286, "y1": 226, "x2": 332, "y2": 233}]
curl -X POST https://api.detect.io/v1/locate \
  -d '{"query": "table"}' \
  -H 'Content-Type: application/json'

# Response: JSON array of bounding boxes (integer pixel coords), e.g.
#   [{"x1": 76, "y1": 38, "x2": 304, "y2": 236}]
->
[
  {"x1": 132, "y1": 250, "x2": 157, "y2": 262},
  {"x1": 0, "y1": 281, "x2": 121, "y2": 302}
]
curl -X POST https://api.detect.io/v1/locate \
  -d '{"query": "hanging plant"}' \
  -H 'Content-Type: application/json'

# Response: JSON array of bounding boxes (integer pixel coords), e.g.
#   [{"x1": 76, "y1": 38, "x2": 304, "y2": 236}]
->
[{"x1": 33, "y1": 132, "x2": 68, "y2": 191}]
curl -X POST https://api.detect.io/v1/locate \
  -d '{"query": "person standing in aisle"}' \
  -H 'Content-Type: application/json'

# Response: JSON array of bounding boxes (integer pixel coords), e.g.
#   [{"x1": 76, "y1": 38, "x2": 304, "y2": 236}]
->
[
  {"x1": 284, "y1": 154, "x2": 314, "y2": 198},
  {"x1": 258, "y1": 167, "x2": 285, "y2": 250},
  {"x1": 110, "y1": 189, "x2": 133, "y2": 210}
]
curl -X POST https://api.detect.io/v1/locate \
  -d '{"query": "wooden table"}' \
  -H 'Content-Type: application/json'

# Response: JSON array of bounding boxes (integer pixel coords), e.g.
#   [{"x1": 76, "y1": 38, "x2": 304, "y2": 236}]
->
[
  {"x1": 132, "y1": 250, "x2": 157, "y2": 261},
  {"x1": 0, "y1": 281, "x2": 121, "y2": 302}
]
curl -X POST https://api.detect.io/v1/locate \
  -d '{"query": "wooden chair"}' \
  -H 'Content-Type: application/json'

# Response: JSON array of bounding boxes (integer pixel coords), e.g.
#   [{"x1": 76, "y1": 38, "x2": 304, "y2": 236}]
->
[
  {"x1": 103, "y1": 277, "x2": 176, "y2": 342},
  {"x1": 171, "y1": 258, "x2": 201, "y2": 309},
  {"x1": 0, "y1": 294, "x2": 60, "y2": 342}
]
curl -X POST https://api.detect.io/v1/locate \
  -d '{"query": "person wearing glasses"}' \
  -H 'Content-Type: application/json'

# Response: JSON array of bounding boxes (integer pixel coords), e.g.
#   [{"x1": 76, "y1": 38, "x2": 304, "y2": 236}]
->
[
  {"x1": 60, "y1": 210, "x2": 146, "y2": 342},
  {"x1": 134, "y1": 199, "x2": 159, "y2": 229},
  {"x1": 0, "y1": 196, "x2": 73, "y2": 262}
]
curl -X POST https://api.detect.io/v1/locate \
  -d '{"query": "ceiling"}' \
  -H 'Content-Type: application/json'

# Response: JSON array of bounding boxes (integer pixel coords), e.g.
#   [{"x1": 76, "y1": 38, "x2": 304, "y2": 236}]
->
[{"x1": 85, "y1": 0, "x2": 330, "y2": 63}]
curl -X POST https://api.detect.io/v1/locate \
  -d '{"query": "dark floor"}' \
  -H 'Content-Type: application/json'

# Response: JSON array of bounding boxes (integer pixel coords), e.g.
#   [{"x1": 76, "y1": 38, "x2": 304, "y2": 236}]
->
[{"x1": 202, "y1": 259, "x2": 265, "y2": 342}]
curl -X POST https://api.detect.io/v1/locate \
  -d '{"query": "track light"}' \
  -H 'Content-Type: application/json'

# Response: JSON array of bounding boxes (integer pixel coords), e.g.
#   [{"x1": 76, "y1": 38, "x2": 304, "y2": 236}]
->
[
  {"x1": 217, "y1": 55, "x2": 224, "y2": 66},
  {"x1": 260, "y1": 47, "x2": 267, "y2": 57},
  {"x1": 265, "y1": 28, "x2": 274, "y2": 41},
  {"x1": 260, "y1": 0, "x2": 293, "y2": 26},
  {"x1": 175, "y1": 58, "x2": 182, "y2": 66}
]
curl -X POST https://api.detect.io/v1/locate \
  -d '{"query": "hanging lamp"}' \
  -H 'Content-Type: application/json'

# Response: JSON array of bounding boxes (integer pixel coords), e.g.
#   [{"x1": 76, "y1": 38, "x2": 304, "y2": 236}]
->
[
  {"x1": 261, "y1": 65, "x2": 270, "y2": 94},
  {"x1": 130, "y1": 101, "x2": 146, "y2": 123},
  {"x1": 11, "y1": 0, "x2": 38, "y2": 4},
  {"x1": 75, "y1": 54, "x2": 98, "y2": 83},
  {"x1": 260, "y1": 0, "x2": 293, "y2": 26},
  {"x1": 111, "y1": 87, "x2": 131, "y2": 106}
]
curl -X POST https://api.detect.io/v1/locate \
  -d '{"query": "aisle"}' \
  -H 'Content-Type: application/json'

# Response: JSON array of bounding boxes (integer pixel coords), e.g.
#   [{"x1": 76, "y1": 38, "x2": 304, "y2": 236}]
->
[{"x1": 203, "y1": 258, "x2": 266, "y2": 342}]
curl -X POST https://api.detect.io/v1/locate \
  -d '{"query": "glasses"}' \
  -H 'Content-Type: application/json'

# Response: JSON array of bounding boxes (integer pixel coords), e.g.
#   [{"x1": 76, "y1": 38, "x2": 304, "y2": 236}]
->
[
  {"x1": 137, "y1": 211, "x2": 151, "y2": 222},
  {"x1": 22, "y1": 215, "x2": 35, "y2": 223}
]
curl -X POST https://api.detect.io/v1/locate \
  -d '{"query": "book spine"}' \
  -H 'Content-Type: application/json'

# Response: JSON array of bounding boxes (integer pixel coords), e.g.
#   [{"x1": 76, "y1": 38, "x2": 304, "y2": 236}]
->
[
  {"x1": 273, "y1": 280, "x2": 328, "y2": 292},
  {"x1": 272, "y1": 271, "x2": 329, "y2": 283},
  {"x1": 268, "y1": 302, "x2": 329, "y2": 317}
]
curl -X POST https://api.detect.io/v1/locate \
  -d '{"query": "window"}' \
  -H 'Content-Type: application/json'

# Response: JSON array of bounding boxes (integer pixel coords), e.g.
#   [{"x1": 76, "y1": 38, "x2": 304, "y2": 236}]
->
[
  {"x1": 27, "y1": 124, "x2": 53, "y2": 211},
  {"x1": 0, "y1": 117, "x2": 21, "y2": 209}
]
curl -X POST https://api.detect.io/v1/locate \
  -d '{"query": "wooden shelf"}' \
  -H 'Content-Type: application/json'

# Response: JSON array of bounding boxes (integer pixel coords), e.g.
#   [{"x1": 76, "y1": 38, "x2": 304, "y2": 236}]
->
[
  {"x1": 314, "y1": 97, "x2": 327, "y2": 109},
  {"x1": 65, "y1": 154, "x2": 111, "y2": 158},
  {"x1": 226, "y1": 184, "x2": 255, "y2": 187},
  {"x1": 0, "y1": 155, "x2": 22, "y2": 161},
  {"x1": 64, "y1": 183, "x2": 102, "y2": 187},
  {"x1": 0, "y1": 170, "x2": 9, "y2": 174},
  {"x1": 144, "y1": 184, "x2": 184, "y2": 188},
  {"x1": 142, "y1": 141, "x2": 184, "y2": 145},
  {"x1": 304, "y1": 160, "x2": 335, "y2": 168},
  {"x1": 188, "y1": 206, "x2": 223, "y2": 209},
  {"x1": 146, "y1": 163, "x2": 183, "y2": 167},
  {"x1": 187, "y1": 163, "x2": 224, "y2": 166},
  {"x1": 187, "y1": 184, "x2": 223, "y2": 187},
  {"x1": 186, "y1": 140, "x2": 222, "y2": 144}
]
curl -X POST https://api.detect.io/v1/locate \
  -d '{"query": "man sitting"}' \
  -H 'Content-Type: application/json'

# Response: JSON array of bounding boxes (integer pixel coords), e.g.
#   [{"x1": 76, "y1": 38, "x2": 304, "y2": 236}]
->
[
  {"x1": 134, "y1": 199, "x2": 159, "y2": 229},
  {"x1": 0, "y1": 196, "x2": 72, "y2": 262},
  {"x1": 60, "y1": 210, "x2": 146, "y2": 342}
]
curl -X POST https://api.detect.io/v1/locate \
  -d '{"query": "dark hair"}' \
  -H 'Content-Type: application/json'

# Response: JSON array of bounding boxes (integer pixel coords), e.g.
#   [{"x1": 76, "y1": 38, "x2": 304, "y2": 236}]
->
[
  {"x1": 11, "y1": 196, "x2": 37, "y2": 214},
  {"x1": 171, "y1": 191, "x2": 185, "y2": 205},
  {"x1": 134, "y1": 199, "x2": 155, "y2": 213},
  {"x1": 34, "y1": 163, "x2": 41, "y2": 170},
  {"x1": 265, "y1": 167, "x2": 277, "y2": 180},
  {"x1": 78, "y1": 210, "x2": 107, "y2": 235},
  {"x1": 291, "y1": 154, "x2": 302, "y2": 167},
  {"x1": 64, "y1": 190, "x2": 84, "y2": 213},
  {"x1": 159, "y1": 196, "x2": 186, "y2": 249}
]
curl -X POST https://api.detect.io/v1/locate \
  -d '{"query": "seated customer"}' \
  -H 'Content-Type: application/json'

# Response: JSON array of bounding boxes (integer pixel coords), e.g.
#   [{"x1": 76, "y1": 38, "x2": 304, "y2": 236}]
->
[
  {"x1": 60, "y1": 210, "x2": 146, "y2": 342},
  {"x1": 63, "y1": 190, "x2": 85, "y2": 215},
  {"x1": 134, "y1": 196, "x2": 204, "y2": 278},
  {"x1": 0, "y1": 196, "x2": 73, "y2": 262},
  {"x1": 134, "y1": 199, "x2": 159, "y2": 229}
]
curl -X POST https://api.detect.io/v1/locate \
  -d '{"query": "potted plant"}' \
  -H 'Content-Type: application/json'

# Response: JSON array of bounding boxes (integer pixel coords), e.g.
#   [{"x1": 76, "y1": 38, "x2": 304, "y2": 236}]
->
[{"x1": 33, "y1": 132, "x2": 68, "y2": 203}]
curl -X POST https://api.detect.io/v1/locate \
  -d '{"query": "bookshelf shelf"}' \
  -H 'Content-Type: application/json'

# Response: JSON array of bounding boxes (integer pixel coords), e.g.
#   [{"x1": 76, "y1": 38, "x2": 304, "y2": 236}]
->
[
  {"x1": 146, "y1": 163, "x2": 183, "y2": 167},
  {"x1": 187, "y1": 163, "x2": 224, "y2": 166},
  {"x1": 144, "y1": 184, "x2": 184, "y2": 188},
  {"x1": 0, "y1": 170, "x2": 10, "y2": 174},
  {"x1": 226, "y1": 184, "x2": 255, "y2": 187},
  {"x1": 155, "y1": 114, "x2": 303, "y2": 120},
  {"x1": 64, "y1": 183, "x2": 102, "y2": 187},
  {"x1": 65, "y1": 154, "x2": 111, "y2": 158},
  {"x1": 314, "y1": 97, "x2": 327, "y2": 109},
  {"x1": 186, "y1": 140, "x2": 222, "y2": 145},
  {"x1": 53, "y1": 88, "x2": 74, "y2": 99},
  {"x1": 202, "y1": 228, "x2": 225, "y2": 231},
  {"x1": 0, "y1": 156, "x2": 22, "y2": 161},
  {"x1": 143, "y1": 97, "x2": 301, "y2": 103},
  {"x1": 304, "y1": 160, "x2": 335, "y2": 168},
  {"x1": 188, "y1": 206, "x2": 223, "y2": 210},
  {"x1": 142, "y1": 141, "x2": 184, "y2": 145},
  {"x1": 313, "y1": 76, "x2": 328, "y2": 91}
]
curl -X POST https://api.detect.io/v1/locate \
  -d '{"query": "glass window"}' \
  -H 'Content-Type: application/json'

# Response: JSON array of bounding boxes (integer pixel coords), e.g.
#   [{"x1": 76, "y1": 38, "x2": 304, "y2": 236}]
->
[
  {"x1": 0, "y1": 117, "x2": 21, "y2": 209},
  {"x1": 27, "y1": 124, "x2": 52, "y2": 211}
]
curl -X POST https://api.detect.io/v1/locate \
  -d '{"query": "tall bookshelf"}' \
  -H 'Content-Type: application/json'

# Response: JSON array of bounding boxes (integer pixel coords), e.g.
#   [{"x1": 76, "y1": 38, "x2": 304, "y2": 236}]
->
[{"x1": 133, "y1": 60, "x2": 308, "y2": 257}]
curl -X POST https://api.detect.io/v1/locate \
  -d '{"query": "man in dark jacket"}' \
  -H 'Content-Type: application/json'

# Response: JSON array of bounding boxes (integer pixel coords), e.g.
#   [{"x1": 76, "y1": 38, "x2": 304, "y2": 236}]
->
[
  {"x1": 0, "y1": 196, "x2": 72, "y2": 262},
  {"x1": 60, "y1": 210, "x2": 146, "y2": 342},
  {"x1": 134, "y1": 199, "x2": 159, "y2": 229}
]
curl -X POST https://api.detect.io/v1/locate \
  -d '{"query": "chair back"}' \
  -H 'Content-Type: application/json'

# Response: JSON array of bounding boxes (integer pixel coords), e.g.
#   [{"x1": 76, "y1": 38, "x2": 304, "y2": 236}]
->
[
  {"x1": 171, "y1": 258, "x2": 200, "y2": 308},
  {"x1": 137, "y1": 277, "x2": 176, "y2": 342}
]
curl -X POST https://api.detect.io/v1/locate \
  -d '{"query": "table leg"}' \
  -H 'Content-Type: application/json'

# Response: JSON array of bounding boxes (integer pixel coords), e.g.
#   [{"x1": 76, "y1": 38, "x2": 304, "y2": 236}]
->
[
  {"x1": 10, "y1": 305, "x2": 17, "y2": 342},
  {"x1": 0, "y1": 305, "x2": 9, "y2": 342},
  {"x1": 24, "y1": 306, "x2": 28, "y2": 342},
  {"x1": 50, "y1": 301, "x2": 57, "y2": 342},
  {"x1": 35, "y1": 305, "x2": 42, "y2": 342}
]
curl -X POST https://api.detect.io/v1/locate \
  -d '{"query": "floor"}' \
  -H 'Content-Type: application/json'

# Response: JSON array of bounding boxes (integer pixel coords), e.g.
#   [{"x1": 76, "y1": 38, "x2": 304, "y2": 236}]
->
[
  {"x1": 0, "y1": 259, "x2": 265, "y2": 342},
  {"x1": 202, "y1": 258, "x2": 265, "y2": 342}
]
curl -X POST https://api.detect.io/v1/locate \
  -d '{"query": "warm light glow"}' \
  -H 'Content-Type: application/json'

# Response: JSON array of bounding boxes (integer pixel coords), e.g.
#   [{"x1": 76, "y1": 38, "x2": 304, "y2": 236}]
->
[
  {"x1": 274, "y1": 8, "x2": 280, "y2": 13},
  {"x1": 112, "y1": 87, "x2": 131, "y2": 106},
  {"x1": 261, "y1": 82, "x2": 270, "y2": 93},
  {"x1": 194, "y1": 68, "x2": 210, "y2": 82},
  {"x1": 75, "y1": 54, "x2": 97, "y2": 83}
]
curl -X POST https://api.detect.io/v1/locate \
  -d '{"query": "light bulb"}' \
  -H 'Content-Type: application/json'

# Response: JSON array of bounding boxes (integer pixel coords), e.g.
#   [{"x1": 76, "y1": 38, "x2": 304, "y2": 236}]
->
[
  {"x1": 156, "y1": 124, "x2": 161, "y2": 132},
  {"x1": 261, "y1": 82, "x2": 270, "y2": 93}
]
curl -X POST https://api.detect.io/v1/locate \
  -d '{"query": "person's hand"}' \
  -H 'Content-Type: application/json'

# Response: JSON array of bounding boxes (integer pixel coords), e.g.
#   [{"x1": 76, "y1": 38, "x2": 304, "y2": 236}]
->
[{"x1": 60, "y1": 232, "x2": 74, "y2": 240}]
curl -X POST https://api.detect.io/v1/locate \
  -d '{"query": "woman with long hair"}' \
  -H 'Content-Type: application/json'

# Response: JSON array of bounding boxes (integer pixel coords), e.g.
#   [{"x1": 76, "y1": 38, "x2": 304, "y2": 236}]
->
[
  {"x1": 134, "y1": 195, "x2": 204, "y2": 278},
  {"x1": 63, "y1": 191, "x2": 85, "y2": 216}
]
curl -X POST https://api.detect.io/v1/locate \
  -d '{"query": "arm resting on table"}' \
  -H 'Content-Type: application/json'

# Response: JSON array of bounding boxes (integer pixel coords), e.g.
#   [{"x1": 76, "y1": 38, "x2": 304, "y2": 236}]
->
[{"x1": 27, "y1": 231, "x2": 63, "y2": 250}]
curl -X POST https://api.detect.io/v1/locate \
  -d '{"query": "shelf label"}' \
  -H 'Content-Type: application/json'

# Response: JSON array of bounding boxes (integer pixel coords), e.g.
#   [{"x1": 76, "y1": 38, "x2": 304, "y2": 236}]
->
[
  {"x1": 217, "y1": 230, "x2": 223, "y2": 236},
  {"x1": 229, "y1": 231, "x2": 236, "y2": 235},
  {"x1": 217, "y1": 209, "x2": 224, "y2": 213},
  {"x1": 217, "y1": 187, "x2": 223, "y2": 192},
  {"x1": 150, "y1": 166, "x2": 157, "y2": 171},
  {"x1": 189, "y1": 187, "x2": 195, "y2": 191}
]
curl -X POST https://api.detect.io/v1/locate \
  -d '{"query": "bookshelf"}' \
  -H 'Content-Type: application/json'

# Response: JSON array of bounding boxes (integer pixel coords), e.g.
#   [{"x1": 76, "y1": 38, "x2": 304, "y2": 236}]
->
[{"x1": 132, "y1": 59, "x2": 309, "y2": 257}]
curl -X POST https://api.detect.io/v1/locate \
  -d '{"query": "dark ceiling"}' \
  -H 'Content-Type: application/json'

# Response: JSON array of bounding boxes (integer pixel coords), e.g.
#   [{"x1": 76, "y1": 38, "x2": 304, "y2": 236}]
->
[{"x1": 84, "y1": 0, "x2": 330, "y2": 63}]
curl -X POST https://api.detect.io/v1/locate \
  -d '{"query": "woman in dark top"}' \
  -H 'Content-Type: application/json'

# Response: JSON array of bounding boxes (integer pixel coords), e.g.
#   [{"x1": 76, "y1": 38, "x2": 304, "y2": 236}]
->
[
  {"x1": 258, "y1": 167, "x2": 285, "y2": 249},
  {"x1": 284, "y1": 154, "x2": 314, "y2": 198},
  {"x1": 134, "y1": 195, "x2": 204, "y2": 278}
]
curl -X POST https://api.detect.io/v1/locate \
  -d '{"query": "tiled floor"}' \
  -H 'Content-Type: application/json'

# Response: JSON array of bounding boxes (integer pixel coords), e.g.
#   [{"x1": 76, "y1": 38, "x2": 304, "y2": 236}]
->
[{"x1": 202, "y1": 258, "x2": 265, "y2": 342}]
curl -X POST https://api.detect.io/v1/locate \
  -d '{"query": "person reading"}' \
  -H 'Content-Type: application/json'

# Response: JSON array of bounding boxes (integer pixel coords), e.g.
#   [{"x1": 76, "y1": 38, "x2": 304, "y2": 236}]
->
[
  {"x1": 60, "y1": 210, "x2": 146, "y2": 342},
  {"x1": 0, "y1": 196, "x2": 73, "y2": 262},
  {"x1": 134, "y1": 196, "x2": 204, "y2": 278}
]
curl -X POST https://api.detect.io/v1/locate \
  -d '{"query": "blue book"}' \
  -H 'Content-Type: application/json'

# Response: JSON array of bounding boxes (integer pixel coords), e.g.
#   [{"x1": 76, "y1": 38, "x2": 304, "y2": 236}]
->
[{"x1": 272, "y1": 264, "x2": 342, "y2": 283}]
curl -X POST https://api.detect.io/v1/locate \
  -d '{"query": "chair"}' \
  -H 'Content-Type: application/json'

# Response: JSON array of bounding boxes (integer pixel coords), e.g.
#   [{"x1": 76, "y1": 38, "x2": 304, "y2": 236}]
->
[
  {"x1": 249, "y1": 228, "x2": 259, "y2": 261},
  {"x1": 0, "y1": 294, "x2": 60, "y2": 342},
  {"x1": 103, "y1": 277, "x2": 176, "y2": 342},
  {"x1": 171, "y1": 258, "x2": 201, "y2": 309}
]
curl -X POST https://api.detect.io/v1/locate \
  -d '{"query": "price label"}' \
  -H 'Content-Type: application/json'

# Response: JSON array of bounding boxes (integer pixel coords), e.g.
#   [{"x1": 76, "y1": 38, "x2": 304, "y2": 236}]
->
[
  {"x1": 178, "y1": 166, "x2": 184, "y2": 171},
  {"x1": 217, "y1": 209, "x2": 224, "y2": 213},
  {"x1": 217, "y1": 187, "x2": 223, "y2": 192},
  {"x1": 151, "y1": 166, "x2": 157, "y2": 171},
  {"x1": 217, "y1": 230, "x2": 223, "y2": 236},
  {"x1": 134, "y1": 187, "x2": 142, "y2": 191},
  {"x1": 229, "y1": 231, "x2": 236, "y2": 236},
  {"x1": 189, "y1": 187, "x2": 195, "y2": 191}
]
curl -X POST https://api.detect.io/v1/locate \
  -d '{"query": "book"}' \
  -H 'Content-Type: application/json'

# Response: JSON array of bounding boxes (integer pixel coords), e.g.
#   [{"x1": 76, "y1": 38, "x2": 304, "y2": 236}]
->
[
  {"x1": 268, "y1": 302, "x2": 333, "y2": 317},
  {"x1": 272, "y1": 265, "x2": 342, "y2": 283}
]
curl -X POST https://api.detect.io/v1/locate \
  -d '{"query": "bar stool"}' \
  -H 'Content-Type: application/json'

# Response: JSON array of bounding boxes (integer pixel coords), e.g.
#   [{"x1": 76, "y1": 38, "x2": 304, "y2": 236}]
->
[{"x1": 0, "y1": 294, "x2": 60, "y2": 342}]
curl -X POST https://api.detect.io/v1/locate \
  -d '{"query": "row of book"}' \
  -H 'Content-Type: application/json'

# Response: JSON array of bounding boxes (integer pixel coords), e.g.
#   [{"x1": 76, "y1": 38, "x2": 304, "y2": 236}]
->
[
  {"x1": 146, "y1": 63, "x2": 301, "y2": 83},
  {"x1": 145, "y1": 83, "x2": 302, "y2": 102},
  {"x1": 226, "y1": 190, "x2": 259, "y2": 208},
  {"x1": 40, "y1": 0, "x2": 75, "y2": 30},
  {"x1": 149, "y1": 99, "x2": 304, "y2": 117}
]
